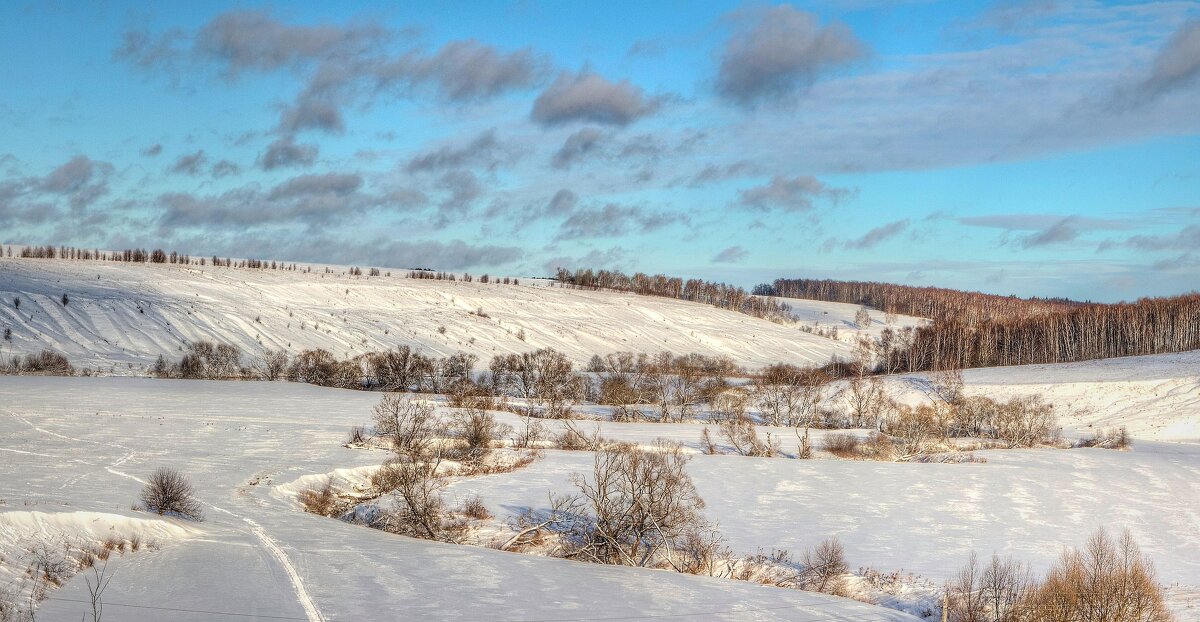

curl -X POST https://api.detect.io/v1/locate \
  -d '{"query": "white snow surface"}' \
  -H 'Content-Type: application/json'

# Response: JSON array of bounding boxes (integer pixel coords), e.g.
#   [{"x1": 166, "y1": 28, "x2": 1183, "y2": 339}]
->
[
  {"x1": 0, "y1": 258, "x2": 855, "y2": 372},
  {"x1": 774, "y1": 297, "x2": 927, "y2": 343},
  {"x1": 3, "y1": 351, "x2": 1200, "y2": 619},
  {"x1": 881, "y1": 350, "x2": 1200, "y2": 442},
  {"x1": 1, "y1": 376, "x2": 919, "y2": 622}
]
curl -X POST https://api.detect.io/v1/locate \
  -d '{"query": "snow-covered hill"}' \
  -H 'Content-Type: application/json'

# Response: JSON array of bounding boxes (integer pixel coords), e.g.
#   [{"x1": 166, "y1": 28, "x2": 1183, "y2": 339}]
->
[
  {"x1": 775, "y1": 296, "x2": 928, "y2": 343},
  {"x1": 0, "y1": 258, "x2": 856, "y2": 372}
]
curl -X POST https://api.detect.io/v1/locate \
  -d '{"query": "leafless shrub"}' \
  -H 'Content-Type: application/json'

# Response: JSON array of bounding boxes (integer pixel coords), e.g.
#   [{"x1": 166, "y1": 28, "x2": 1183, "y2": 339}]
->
[
  {"x1": 993, "y1": 395, "x2": 1058, "y2": 448},
  {"x1": 553, "y1": 422, "x2": 608, "y2": 451},
  {"x1": 1029, "y1": 528, "x2": 1172, "y2": 622},
  {"x1": 801, "y1": 537, "x2": 849, "y2": 595},
  {"x1": 732, "y1": 549, "x2": 802, "y2": 588},
  {"x1": 345, "y1": 426, "x2": 367, "y2": 446},
  {"x1": 139, "y1": 467, "x2": 203, "y2": 520},
  {"x1": 717, "y1": 411, "x2": 779, "y2": 457},
  {"x1": 1076, "y1": 426, "x2": 1132, "y2": 450},
  {"x1": 822, "y1": 432, "x2": 862, "y2": 458},
  {"x1": 931, "y1": 367, "x2": 965, "y2": 405},
  {"x1": 700, "y1": 427, "x2": 718, "y2": 455},
  {"x1": 83, "y1": 559, "x2": 112, "y2": 622},
  {"x1": 298, "y1": 478, "x2": 341, "y2": 517},
  {"x1": 370, "y1": 457, "x2": 448, "y2": 540},
  {"x1": 458, "y1": 495, "x2": 492, "y2": 520},
  {"x1": 448, "y1": 407, "x2": 512, "y2": 462},
  {"x1": 859, "y1": 432, "x2": 896, "y2": 460},
  {"x1": 946, "y1": 552, "x2": 1032, "y2": 622},
  {"x1": 562, "y1": 441, "x2": 714, "y2": 570},
  {"x1": 511, "y1": 417, "x2": 548, "y2": 449},
  {"x1": 252, "y1": 350, "x2": 289, "y2": 381},
  {"x1": 372, "y1": 394, "x2": 438, "y2": 460},
  {"x1": 946, "y1": 528, "x2": 1172, "y2": 622}
]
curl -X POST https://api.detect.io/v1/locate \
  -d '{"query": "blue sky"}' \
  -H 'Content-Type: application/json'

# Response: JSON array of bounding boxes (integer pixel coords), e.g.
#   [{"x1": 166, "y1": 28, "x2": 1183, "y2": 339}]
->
[{"x1": 1, "y1": 0, "x2": 1198, "y2": 302}]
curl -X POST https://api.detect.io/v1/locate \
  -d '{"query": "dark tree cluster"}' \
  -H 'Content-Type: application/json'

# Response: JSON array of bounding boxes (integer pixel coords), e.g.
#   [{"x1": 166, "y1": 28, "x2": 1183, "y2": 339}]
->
[
  {"x1": 890, "y1": 293, "x2": 1200, "y2": 371},
  {"x1": 555, "y1": 268, "x2": 790, "y2": 321},
  {"x1": 763, "y1": 278, "x2": 1200, "y2": 372},
  {"x1": 758, "y1": 278, "x2": 1083, "y2": 325}
]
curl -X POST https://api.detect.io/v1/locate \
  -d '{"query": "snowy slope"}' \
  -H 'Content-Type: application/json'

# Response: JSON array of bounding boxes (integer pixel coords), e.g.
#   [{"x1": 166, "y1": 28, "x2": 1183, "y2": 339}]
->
[
  {"x1": 0, "y1": 376, "x2": 918, "y2": 622},
  {"x1": 774, "y1": 297, "x2": 927, "y2": 343},
  {"x1": 880, "y1": 350, "x2": 1200, "y2": 442},
  {"x1": 0, "y1": 258, "x2": 854, "y2": 372}
]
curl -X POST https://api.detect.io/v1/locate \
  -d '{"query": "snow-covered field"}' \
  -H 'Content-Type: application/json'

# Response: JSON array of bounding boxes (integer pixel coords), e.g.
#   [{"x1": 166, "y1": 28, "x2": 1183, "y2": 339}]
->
[
  {"x1": 0, "y1": 258, "x2": 859, "y2": 372},
  {"x1": 3, "y1": 348, "x2": 1198, "y2": 620},
  {"x1": 0, "y1": 377, "x2": 919, "y2": 621}
]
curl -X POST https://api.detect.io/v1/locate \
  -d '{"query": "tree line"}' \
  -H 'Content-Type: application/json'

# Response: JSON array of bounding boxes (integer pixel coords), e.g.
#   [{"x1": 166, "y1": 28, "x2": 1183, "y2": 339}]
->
[
  {"x1": 555, "y1": 267, "x2": 790, "y2": 321},
  {"x1": 762, "y1": 277, "x2": 1200, "y2": 371}
]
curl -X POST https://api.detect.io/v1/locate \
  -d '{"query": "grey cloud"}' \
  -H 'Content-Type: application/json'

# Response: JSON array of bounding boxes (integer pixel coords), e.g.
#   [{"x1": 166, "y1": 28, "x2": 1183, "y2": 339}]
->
[
  {"x1": 40, "y1": 156, "x2": 97, "y2": 193},
  {"x1": 1124, "y1": 225, "x2": 1200, "y2": 251},
  {"x1": 1152, "y1": 253, "x2": 1199, "y2": 270},
  {"x1": 712, "y1": 246, "x2": 748, "y2": 263},
  {"x1": 194, "y1": 10, "x2": 387, "y2": 77},
  {"x1": 557, "y1": 203, "x2": 675, "y2": 239},
  {"x1": 381, "y1": 39, "x2": 548, "y2": 102},
  {"x1": 435, "y1": 170, "x2": 482, "y2": 224},
  {"x1": 737, "y1": 175, "x2": 852, "y2": 212},
  {"x1": 171, "y1": 150, "x2": 208, "y2": 175},
  {"x1": 1141, "y1": 19, "x2": 1200, "y2": 97},
  {"x1": 532, "y1": 70, "x2": 660, "y2": 126},
  {"x1": 1017, "y1": 217, "x2": 1083, "y2": 248},
  {"x1": 278, "y1": 97, "x2": 345, "y2": 134},
  {"x1": 268, "y1": 173, "x2": 362, "y2": 199},
  {"x1": 36, "y1": 155, "x2": 112, "y2": 210},
  {"x1": 406, "y1": 129, "x2": 506, "y2": 173},
  {"x1": 551, "y1": 128, "x2": 606, "y2": 169},
  {"x1": 716, "y1": 5, "x2": 866, "y2": 106},
  {"x1": 545, "y1": 189, "x2": 578, "y2": 216},
  {"x1": 260, "y1": 137, "x2": 318, "y2": 170},
  {"x1": 211, "y1": 160, "x2": 241, "y2": 177},
  {"x1": 158, "y1": 174, "x2": 378, "y2": 230},
  {"x1": 542, "y1": 246, "x2": 628, "y2": 275},
  {"x1": 373, "y1": 238, "x2": 523, "y2": 270},
  {"x1": 959, "y1": 213, "x2": 1133, "y2": 231},
  {"x1": 685, "y1": 160, "x2": 759, "y2": 186},
  {"x1": 141, "y1": 143, "x2": 164, "y2": 157},
  {"x1": 844, "y1": 219, "x2": 910, "y2": 250}
]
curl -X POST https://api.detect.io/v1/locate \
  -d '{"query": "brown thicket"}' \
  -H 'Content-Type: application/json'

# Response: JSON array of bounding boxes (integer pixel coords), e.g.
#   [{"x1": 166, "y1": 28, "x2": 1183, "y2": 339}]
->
[
  {"x1": 946, "y1": 528, "x2": 1173, "y2": 622},
  {"x1": 761, "y1": 278, "x2": 1200, "y2": 371}
]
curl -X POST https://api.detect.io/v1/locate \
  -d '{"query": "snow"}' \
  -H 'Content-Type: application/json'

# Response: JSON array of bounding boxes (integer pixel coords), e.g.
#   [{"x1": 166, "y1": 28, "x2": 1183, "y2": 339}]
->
[
  {"x1": 0, "y1": 258, "x2": 855, "y2": 372},
  {"x1": 1, "y1": 376, "x2": 919, "y2": 621},
  {"x1": 773, "y1": 297, "x2": 927, "y2": 343},
  {"x1": 3, "y1": 356, "x2": 1198, "y2": 619},
  {"x1": 880, "y1": 350, "x2": 1200, "y2": 442}
]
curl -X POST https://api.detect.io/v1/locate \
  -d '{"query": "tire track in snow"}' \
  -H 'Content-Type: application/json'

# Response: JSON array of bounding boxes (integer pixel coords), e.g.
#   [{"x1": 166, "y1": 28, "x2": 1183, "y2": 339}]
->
[
  {"x1": 208, "y1": 505, "x2": 325, "y2": 622},
  {"x1": 5, "y1": 409, "x2": 324, "y2": 622}
]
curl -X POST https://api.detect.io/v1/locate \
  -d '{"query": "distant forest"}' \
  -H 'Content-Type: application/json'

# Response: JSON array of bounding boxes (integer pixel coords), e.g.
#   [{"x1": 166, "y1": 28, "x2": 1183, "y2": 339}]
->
[{"x1": 758, "y1": 278, "x2": 1200, "y2": 371}]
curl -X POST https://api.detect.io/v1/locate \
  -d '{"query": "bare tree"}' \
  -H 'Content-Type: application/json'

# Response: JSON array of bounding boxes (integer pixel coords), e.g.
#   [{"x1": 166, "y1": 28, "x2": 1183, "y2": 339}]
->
[
  {"x1": 372, "y1": 394, "x2": 438, "y2": 460},
  {"x1": 140, "y1": 467, "x2": 203, "y2": 520},
  {"x1": 565, "y1": 442, "x2": 712, "y2": 569}
]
